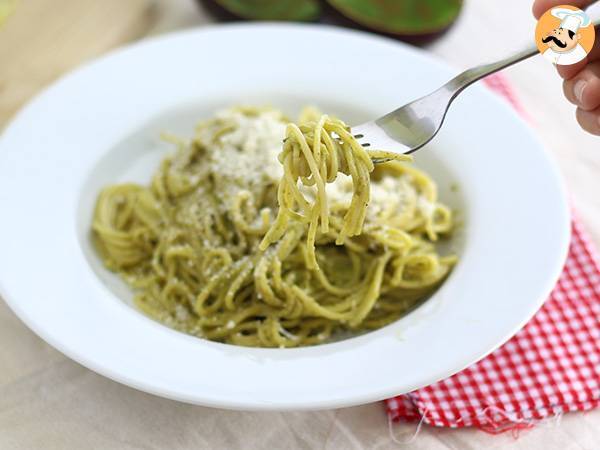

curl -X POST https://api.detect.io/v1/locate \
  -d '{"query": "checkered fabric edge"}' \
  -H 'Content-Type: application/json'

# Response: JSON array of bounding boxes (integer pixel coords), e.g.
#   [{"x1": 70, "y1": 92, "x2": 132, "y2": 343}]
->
[{"x1": 385, "y1": 74, "x2": 600, "y2": 433}]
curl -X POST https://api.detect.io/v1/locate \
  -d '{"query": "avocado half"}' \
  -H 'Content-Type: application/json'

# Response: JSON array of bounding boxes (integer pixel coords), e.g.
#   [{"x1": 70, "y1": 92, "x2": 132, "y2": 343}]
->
[{"x1": 325, "y1": 0, "x2": 463, "y2": 37}]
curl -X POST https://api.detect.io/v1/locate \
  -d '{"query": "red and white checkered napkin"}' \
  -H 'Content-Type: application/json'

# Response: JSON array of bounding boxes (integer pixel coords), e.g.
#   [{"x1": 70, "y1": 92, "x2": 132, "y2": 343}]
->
[{"x1": 385, "y1": 74, "x2": 600, "y2": 433}]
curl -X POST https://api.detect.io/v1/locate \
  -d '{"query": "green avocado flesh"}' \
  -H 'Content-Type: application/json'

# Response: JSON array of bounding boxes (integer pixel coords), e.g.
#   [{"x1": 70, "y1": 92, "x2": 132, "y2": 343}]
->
[{"x1": 326, "y1": 0, "x2": 462, "y2": 35}]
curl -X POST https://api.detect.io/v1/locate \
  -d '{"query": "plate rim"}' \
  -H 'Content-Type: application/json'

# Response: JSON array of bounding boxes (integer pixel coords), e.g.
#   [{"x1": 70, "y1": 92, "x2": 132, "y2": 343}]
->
[{"x1": 0, "y1": 23, "x2": 571, "y2": 410}]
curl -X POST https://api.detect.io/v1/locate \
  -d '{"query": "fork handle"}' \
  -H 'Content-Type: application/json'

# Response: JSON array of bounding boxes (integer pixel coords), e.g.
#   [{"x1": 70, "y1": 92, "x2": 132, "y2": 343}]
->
[{"x1": 445, "y1": 14, "x2": 600, "y2": 96}]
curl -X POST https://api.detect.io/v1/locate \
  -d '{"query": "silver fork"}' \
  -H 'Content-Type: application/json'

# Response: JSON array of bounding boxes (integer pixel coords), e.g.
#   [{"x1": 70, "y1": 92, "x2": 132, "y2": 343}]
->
[{"x1": 353, "y1": 16, "x2": 600, "y2": 163}]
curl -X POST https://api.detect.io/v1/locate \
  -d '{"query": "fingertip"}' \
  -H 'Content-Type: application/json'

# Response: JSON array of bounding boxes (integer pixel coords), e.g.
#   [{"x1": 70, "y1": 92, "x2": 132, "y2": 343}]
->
[
  {"x1": 562, "y1": 61, "x2": 600, "y2": 111},
  {"x1": 556, "y1": 58, "x2": 587, "y2": 80},
  {"x1": 532, "y1": 0, "x2": 556, "y2": 19},
  {"x1": 575, "y1": 107, "x2": 600, "y2": 136},
  {"x1": 533, "y1": 0, "x2": 595, "y2": 19},
  {"x1": 532, "y1": 3, "x2": 545, "y2": 19}
]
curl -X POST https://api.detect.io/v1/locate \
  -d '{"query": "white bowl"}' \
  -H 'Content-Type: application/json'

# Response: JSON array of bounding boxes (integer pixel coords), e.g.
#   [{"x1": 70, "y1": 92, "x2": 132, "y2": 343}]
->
[{"x1": 0, "y1": 24, "x2": 570, "y2": 410}]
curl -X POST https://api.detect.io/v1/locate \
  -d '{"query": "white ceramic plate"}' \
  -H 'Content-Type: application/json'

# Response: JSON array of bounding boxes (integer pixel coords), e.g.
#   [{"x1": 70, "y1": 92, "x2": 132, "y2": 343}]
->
[{"x1": 0, "y1": 24, "x2": 570, "y2": 410}]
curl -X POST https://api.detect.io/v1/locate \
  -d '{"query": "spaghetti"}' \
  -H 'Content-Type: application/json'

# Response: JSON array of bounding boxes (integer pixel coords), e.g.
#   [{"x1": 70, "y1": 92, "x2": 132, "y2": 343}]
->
[{"x1": 92, "y1": 107, "x2": 456, "y2": 347}]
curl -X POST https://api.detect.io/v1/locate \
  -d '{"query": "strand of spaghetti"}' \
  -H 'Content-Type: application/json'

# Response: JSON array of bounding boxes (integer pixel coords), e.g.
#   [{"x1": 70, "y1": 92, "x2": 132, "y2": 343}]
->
[{"x1": 281, "y1": 127, "x2": 327, "y2": 230}]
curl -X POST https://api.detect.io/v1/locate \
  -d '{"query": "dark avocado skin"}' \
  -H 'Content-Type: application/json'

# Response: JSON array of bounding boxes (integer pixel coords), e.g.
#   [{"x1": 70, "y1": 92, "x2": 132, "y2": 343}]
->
[{"x1": 200, "y1": 0, "x2": 321, "y2": 21}]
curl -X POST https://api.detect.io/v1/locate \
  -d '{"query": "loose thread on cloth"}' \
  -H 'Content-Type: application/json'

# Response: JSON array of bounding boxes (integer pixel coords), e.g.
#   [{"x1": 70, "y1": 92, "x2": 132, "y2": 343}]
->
[
  {"x1": 455, "y1": 406, "x2": 564, "y2": 437},
  {"x1": 387, "y1": 407, "x2": 428, "y2": 445}
]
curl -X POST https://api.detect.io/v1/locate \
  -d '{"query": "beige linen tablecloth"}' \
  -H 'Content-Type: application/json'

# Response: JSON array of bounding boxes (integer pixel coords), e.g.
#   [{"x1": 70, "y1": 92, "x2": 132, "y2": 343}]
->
[{"x1": 1, "y1": 1, "x2": 599, "y2": 448}]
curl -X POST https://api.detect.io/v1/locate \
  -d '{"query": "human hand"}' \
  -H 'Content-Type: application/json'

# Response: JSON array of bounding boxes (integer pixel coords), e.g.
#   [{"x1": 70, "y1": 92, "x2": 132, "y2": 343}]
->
[{"x1": 534, "y1": 0, "x2": 600, "y2": 135}]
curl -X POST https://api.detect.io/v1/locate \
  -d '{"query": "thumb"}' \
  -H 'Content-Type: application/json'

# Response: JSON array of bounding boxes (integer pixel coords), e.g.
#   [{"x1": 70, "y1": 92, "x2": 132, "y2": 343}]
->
[{"x1": 533, "y1": 0, "x2": 595, "y2": 19}]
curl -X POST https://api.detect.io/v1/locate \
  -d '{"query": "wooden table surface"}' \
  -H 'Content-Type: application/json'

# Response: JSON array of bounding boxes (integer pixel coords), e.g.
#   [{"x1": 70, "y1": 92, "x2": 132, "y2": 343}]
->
[{"x1": 0, "y1": 1, "x2": 598, "y2": 448}]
